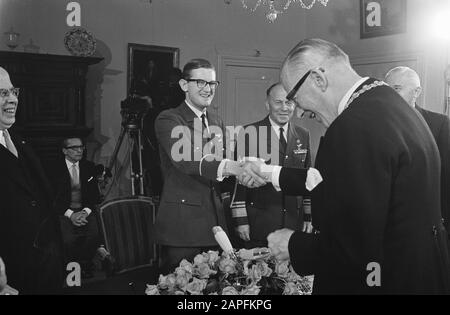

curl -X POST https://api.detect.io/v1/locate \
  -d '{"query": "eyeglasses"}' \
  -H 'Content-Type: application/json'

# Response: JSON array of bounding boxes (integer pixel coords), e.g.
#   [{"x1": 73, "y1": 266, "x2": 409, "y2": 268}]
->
[
  {"x1": 65, "y1": 145, "x2": 85, "y2": 151},
  {"x1": 186, "y1": 79, "x2": 220, "y2": 90},
  {"x1": 300, "y1": 110, "x2": 316, "y2": 119},
  {"x1": 286, "y1": 70, "x2": 312, "y2": 102},
  {"x1": 0, "y1": 87, "x2": 20, "y2": 98}
]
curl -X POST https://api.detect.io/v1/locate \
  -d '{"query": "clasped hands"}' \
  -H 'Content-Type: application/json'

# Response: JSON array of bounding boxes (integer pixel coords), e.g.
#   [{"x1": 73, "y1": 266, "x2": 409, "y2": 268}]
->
[
  {"x1": 225, "y1": 157, "x2": 270, "y2": 188},
  {"x1": 70, "y1": 210, "x2": 89, "y2": 227}
]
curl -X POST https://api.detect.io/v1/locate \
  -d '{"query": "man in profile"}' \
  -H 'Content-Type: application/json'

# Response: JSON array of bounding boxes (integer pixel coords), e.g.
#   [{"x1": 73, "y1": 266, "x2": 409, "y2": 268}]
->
[
  {"x1": 385, "y1": 66, "x2": 450, "y2": 237},
  {"x1": 244, "y1": 39, "x2": 450, "y2": 294},
  {"x1": 0, "y1": 66, "x2": 62, "y2": 294}
]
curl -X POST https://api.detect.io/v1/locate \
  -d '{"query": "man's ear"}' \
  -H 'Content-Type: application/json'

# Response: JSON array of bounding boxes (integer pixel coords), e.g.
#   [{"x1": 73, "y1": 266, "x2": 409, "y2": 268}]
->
[
  {"x1": 179, "y1": 79, "x2": 188, "y2": 92},
  {"x1": 414, "y1": 86, "x2": 422, "y2": 99},
  {"x1": 265, "y1": 100, "x2": 270, "y2": 112},
  {"x1": 311, "y1": 69, "x2": 327, "y2": 92}
]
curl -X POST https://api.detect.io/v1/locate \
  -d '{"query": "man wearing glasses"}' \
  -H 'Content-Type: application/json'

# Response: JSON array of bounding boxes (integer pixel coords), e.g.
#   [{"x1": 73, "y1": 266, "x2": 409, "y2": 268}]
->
[
  {"x1": 53, "y1": 137, "x2": 101, "y2": 279},
  {"x1": 242, "y1": 39, "x2": 450, "y2": 294},
  {"x1": 0, "y1": 67, "x2": 62, "y2": 294},
  {"x1": 154, "y1": 59, "x2": 258, "y2": 272}
]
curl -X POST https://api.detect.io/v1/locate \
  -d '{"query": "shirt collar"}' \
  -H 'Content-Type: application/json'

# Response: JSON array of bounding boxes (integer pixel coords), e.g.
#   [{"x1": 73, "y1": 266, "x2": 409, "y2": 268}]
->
[
  {"x1": 268, "y1": 116, "x2": 289, "y2": 133},
  {"x1": 0, "y1": 129, "x2": 5, "y2": 147},
  {"x1": 65, "y1": 159, "x2": 79, "y2": 169},
  {"x1": 337, "y1": 77, "x2": 369, "y2": 115},
  {"x1": 185, "y1": 100, "x2": 207, "y2": 119}
]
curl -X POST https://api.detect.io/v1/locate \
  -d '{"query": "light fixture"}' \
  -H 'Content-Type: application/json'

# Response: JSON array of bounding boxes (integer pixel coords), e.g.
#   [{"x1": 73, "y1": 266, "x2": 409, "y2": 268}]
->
[{"x1": 240, "y1": 0, "x2": 329, "y2": 23}]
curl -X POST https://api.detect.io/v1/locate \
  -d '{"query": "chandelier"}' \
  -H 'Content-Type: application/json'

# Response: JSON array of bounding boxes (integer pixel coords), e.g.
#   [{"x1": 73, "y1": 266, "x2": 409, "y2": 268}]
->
[{"x1": 240, "y1": 0, "x2": 329, "y2": 23}]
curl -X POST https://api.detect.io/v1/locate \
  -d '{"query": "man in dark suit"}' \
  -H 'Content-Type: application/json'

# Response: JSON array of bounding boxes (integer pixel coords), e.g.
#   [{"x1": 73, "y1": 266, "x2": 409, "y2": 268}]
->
[
  {"x1": 241, "y1": 39, "x2": 450, "y2": 294},
  {"x1": 385, "y1": 66, "x2": 450, "y2": 238},
  {"x1": 53, "y1": 137, "x2": 101, "y2": 278},
  {"x1": 155, "y1": 59, "x2": 251, "y2": 272},
  {"x1": 231, "y1": 83, "x2": 312, "y2": 248},
  {"x1": 0, "y1": 66, "x2": 62, "y2": 294}
]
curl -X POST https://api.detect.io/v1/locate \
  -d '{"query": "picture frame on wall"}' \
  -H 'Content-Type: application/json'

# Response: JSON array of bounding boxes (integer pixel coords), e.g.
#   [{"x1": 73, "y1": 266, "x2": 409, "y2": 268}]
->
[
  {"x1": 127, "y1": 43, "x2": 180, "y2": 99},
  {"x1": 360, "y1": 0, "x2": 407, "y2": 39}
]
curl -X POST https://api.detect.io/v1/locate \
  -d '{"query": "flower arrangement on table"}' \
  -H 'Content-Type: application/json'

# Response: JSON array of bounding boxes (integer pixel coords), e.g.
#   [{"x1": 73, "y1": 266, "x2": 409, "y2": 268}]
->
[{"x1": 146, "y1": 227, "x2": 313, "y2": 295}]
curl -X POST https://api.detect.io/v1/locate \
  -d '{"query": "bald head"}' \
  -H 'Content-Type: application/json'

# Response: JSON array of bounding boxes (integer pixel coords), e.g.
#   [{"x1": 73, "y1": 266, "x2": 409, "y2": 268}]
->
[
  {"x1": 0, "y1": 67, "x2": 12, "y2": 87},
  {"x1": 385, "y1": 66, "x2": 421, "y2": 107}
]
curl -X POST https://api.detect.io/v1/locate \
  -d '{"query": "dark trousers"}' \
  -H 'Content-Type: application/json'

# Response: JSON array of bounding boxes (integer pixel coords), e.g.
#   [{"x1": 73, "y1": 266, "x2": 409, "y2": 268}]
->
[
  {"x1": 6, "y1": 242, "x2": 63, "y2": 295},
  {"x1": 59, "y1": 212, "x2": 100, "y2": 266},
  {"x1": 159, "y1": 245, "x2": 219, "y2": 275}
]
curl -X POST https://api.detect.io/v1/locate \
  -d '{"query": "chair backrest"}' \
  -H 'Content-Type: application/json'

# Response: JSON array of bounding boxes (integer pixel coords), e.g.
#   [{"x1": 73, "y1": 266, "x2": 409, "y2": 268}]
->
[{"x1": 98, "y1": 196, "x2": 157, "y2": 274}]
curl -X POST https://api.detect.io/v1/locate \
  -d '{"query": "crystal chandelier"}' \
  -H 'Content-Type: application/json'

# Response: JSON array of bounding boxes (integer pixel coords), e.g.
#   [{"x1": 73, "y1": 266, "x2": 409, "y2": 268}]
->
[{"x1": 240, "y1": 0, "x2": 329, "y2": 23}]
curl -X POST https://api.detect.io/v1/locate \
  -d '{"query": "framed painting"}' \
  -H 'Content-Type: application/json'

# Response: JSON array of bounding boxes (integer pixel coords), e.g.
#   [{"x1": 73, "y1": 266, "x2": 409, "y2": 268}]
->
[
  {"x1": 360, "y1": 0, "x2": 407, "y2": 39},
  {"x1": 127, "y1": 43, "x2": 180, "y2": 98}
]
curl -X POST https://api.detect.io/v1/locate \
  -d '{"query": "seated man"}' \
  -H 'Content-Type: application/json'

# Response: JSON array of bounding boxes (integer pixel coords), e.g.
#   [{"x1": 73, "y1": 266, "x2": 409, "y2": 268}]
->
[{"x1": 53, "y1": 137, "x2": 101, "y2": 278}]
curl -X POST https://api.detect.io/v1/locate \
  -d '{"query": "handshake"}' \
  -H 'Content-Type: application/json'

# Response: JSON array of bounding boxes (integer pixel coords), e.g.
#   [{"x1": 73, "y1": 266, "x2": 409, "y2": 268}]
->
[{"x1": 223, "y1": 157, "x2": 272, "y2": 188}]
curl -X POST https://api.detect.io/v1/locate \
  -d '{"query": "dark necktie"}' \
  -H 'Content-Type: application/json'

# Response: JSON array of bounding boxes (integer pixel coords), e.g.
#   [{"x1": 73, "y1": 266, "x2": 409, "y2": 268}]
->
[
  {"x1": 279, "y1": 127, "x2": 287, "y2": 166},
  {"x1": 201, "y1": 113, "x2": 211, "y2": 140}
]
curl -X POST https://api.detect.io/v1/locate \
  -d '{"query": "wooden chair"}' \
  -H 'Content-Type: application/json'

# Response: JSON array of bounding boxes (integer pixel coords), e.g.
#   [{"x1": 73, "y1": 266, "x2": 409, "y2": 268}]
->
[{"x1": 97, "y1": 196, "x2": 158, "y2": 275}]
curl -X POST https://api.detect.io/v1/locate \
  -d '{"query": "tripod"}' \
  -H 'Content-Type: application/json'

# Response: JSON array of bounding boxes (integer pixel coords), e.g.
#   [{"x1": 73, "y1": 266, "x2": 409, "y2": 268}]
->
[{"x1": 108, "y1": 119, "x2": 145, "y2": 196}]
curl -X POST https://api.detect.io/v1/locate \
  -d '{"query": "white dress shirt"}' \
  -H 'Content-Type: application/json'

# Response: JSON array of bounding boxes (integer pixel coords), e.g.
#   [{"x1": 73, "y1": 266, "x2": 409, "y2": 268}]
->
[
  {"x1": 268, "y1": 117, "x2": 289, "y2": 143},
  {"x1": 0, "y1": 130, "x2": 6, "y2": 148},
  {"x1": 64, "y1": 159, "x2": 92, "y2": 218}
]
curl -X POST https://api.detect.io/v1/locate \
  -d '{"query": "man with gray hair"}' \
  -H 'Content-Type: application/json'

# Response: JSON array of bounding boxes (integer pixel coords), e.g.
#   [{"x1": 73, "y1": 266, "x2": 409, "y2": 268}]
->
[
  {"x1": 385, "y1": 66, "x2": 450, "y2": 237},
  {"x1": 0, "y1": 66, "x2": 62, "y2": 294},
  {"x1": 245, "y1": 38, "x2": 450, "y2": 294}
]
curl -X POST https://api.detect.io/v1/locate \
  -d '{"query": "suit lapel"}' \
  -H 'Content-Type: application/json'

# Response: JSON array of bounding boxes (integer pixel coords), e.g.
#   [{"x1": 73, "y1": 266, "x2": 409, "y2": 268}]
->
[{"x1": 0, "y1": 138, "x2": 36, "y2": 197}]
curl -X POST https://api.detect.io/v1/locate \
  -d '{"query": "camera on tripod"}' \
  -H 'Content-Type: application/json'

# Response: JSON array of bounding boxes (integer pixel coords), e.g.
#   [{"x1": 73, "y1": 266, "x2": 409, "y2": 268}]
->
[
  {"x1": 104, "y1": 95, "x2": 151, "y2": 197},
  {"x1": 120, "y1": 95, "x2": 151, "y2": 130}
]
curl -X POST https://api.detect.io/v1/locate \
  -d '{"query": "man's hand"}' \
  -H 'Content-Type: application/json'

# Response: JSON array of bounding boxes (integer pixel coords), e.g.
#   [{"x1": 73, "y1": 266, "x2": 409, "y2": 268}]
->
[
  {"x1": 267, "y1": 228, "x2": 295, "y2": 261},
  {"x1": 0, "y1": 258, "x2": 17, "y2": 295},
  {"x1": 238, "y1": 159, "x2": 267, "y2": 188},
  {"x1": 70, "y1": 211, "x2": 88, "y2": 227},
  {"x1": 235, "y1": 224, "x2": 250, "y2": 241},
  {"x1": 0, "y1": 257, "x2": 7, "y2": 292},
  {"x1": 302, "y1": 221, "x2": 313, "y2": 234}
]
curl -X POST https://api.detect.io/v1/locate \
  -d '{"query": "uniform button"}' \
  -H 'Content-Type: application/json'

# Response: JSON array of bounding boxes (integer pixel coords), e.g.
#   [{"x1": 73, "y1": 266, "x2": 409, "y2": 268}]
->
[
  {"x1": 181, "y1": 199, "x2": 185, "y2": 203},
  {"x1": 285, "y1": 155, "x2": 288, "y2": 159},
  {"x1": 31, "y1": 200, "x2": 37, "y2": 207},
  {"x1": 250, "y1": 202, "x2": 254, "y2": 206}
]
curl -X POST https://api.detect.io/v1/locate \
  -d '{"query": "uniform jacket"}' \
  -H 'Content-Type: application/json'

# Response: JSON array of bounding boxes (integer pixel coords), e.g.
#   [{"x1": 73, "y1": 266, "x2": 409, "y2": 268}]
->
[
  {"x1": 231, "y1": 115, "x2": 311, "y2": 241},
  {"x1": 154, "y1": 102, "x2": 229, "y2": 246}
]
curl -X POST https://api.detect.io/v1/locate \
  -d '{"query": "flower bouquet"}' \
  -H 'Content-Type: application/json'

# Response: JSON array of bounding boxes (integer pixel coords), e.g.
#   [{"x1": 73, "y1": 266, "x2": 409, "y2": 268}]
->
[{"x1": 146, "y1": 227, "x2": 313, "y2": 295}]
